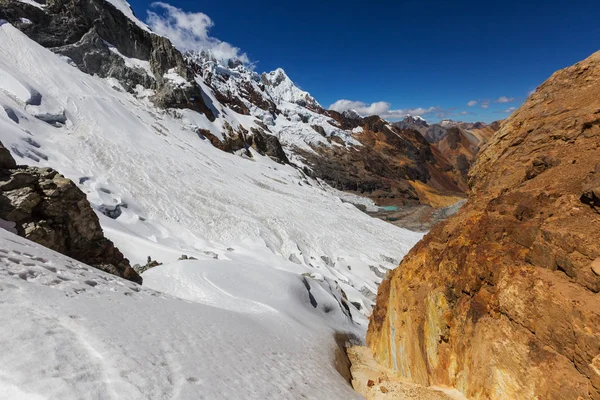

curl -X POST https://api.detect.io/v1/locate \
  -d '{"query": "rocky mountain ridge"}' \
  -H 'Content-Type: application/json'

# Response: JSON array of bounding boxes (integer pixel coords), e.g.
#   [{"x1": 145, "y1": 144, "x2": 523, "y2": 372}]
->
[{"x1": 367, "y1": 49, "x2": 600, "y2": 398}]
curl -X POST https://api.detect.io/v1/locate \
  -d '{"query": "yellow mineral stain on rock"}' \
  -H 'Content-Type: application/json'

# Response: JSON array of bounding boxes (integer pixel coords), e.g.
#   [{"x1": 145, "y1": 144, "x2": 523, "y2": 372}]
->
[{"x1": 348, "y1": 346, "x2": 466, "y2": 400}]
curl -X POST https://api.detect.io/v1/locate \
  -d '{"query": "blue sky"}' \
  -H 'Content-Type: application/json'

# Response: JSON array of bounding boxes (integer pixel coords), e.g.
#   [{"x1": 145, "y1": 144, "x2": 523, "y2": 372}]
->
[{"x1": 129, "y1": 0, "x2": 600, "y2": 122}]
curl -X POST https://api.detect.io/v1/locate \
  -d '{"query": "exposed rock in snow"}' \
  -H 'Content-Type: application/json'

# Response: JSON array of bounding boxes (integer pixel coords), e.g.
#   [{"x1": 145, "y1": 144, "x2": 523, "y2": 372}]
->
[
  {"x1": 53, "y1": 28, "x2": 155, "y2": 92},
  {"x1": 0, "y1": 141, "x2": 140, "y2": 283},
  {"x1": 342, "y1": 110, "x2": 361, "y2": 120}
]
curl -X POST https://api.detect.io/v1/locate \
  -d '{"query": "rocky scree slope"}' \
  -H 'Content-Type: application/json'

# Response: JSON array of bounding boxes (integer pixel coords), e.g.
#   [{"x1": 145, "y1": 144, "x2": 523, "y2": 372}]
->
[
  {"x1": 0, "y1": 141, "x2": 140, "y2": 283},
  {"x1": 367, "y1": 50, "x2": 600, "y2": 399}
]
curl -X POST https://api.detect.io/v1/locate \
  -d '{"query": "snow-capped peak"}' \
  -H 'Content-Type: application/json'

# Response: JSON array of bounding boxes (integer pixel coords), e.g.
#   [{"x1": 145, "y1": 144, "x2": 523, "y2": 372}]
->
[
  {"x1": 261, "y1": 68, "x2": 321, "y2": 108},
  {"x1": 439, "y1": 119, "x2": 457, "y2": 127},
  {"x1": 342, "y1": 109, "x2": 361, "y2": 120},
  {"x1": 412, "y1": 115, "x2": 426, "y2": 122},
  {"x1": 266, "y1": 67, "x2": 290, "y2": 84}
]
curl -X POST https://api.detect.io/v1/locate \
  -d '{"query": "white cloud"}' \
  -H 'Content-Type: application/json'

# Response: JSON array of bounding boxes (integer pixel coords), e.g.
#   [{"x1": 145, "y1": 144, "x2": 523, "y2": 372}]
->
[
  {"x1": 147, "y1": 2, "x2": 249, "y2": 63},
  {"x1": 459, "y1": 111, "x2": 471, "y2": 115},
  {"x1": 467, "y1": 100, "x2": 477, "y2": 107},
  {"x1": 527, "y1": 89, "x2": 536, "y2": 96},
  {"x1": 480, "y1": 100, "x2": 490, "y2": 109},
  {"x1": 328, "y1": 100, "x2": 438, "y2": 119},
  {"x1": 495, "y1": 96, "x2": 515, "y2": 103},
  {"x1": 504, "y1": 106, "x2": 517, "y2": 113}
]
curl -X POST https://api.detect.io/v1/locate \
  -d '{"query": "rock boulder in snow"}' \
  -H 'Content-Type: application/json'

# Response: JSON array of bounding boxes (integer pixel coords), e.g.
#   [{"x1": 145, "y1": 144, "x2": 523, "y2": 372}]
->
[{"x1": 0, "y1": 141, "x2": 141, "y2": 284}]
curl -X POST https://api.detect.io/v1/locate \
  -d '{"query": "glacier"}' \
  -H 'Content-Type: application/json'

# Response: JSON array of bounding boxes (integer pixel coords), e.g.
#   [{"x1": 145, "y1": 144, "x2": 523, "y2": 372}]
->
[{"x1": 0, "y1": 10, "x2": 423, "y2": 399}]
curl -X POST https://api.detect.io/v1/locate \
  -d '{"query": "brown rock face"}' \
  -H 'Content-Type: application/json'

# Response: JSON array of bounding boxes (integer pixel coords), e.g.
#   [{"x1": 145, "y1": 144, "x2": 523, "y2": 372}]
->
[
  {"x1": 367, "y1": 50, "x2": 600, "y2": 399},
  {"x1": 433, "y1": 124, "x2": 497, "y2": 186},
  {"x1": 0, "y1": 142, "x2": 141, "y2": 284}
]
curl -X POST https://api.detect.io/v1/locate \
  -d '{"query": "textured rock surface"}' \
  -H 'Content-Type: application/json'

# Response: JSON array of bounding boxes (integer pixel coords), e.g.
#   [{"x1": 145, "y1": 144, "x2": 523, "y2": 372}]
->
[
  {"x1": 367, "y1": 50, "x2": 600, "y2": 398},
  {"x1": 348, "y1": 346, "x2": 464, "y2": 400},
  {"x1": 0, "y1": 142, "x2": 141, "y2": 284}
]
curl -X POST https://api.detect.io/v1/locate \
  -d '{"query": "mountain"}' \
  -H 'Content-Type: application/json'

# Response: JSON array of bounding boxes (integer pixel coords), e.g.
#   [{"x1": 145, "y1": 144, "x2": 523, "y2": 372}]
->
[
  {"x1": 0, "y1": 2, "x2": 443, "y2": 396},
  {"x1": 0, "y1": 3, "x2": 432, "y2": 398},
  {"x1": 394, "y1": 115, "x2": 429, "y2": 131},
  {"x1": 394, "y1": 117, "x2": 500, "y2": 187},
  {"x1": 366, "y1": 50, "x2": 600, "y2": 398},
  {"x1": 0, "y1": 2, "x2": 428, "y2": 320},
  {"x1": 190, "y1": 51, "x2": 467, "y2": 211},
  {"x1": 2, "y1": 0, "x2": 469, "y2": 212}
]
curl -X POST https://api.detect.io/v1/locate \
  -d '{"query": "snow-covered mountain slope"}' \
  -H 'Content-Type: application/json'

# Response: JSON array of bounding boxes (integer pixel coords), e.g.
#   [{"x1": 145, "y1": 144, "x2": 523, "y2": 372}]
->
[
  {"x1": 0, "y1": 21, "x2": 424, "y2": 316},
  {"x1": 0, "y1": 229, "x2": 363, "y2": 399},
  {"x1": 196, "y1": 54, "x2": 467, "y2": 205}
]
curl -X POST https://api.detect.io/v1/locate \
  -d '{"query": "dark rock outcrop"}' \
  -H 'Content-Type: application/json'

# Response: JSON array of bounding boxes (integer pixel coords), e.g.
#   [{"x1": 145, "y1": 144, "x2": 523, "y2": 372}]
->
[
  {"x1": 249, "y1": 129, "x2": 290, "y2": 164},
  {"x1": 394, "y1": 117, "x2": 500, "y2": 188},
  {"x1": 53, "y1": 27, "x2": 153, "y2": 92},
  {"x1": 0, "y1": 141, "x2": 141, "y2": 284}
]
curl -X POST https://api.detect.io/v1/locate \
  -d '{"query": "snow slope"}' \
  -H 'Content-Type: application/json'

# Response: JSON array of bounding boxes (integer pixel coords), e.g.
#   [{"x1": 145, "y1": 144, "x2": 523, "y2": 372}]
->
[
  {"x1": 0, "y1": 13, "x2": 429, "y2": 400},
  {"x1": 0, "y1": 229, "x2": 363, "y2": 400},
  {"x1": 0, "y1": 21, "x2": 423, "y2": 317}
]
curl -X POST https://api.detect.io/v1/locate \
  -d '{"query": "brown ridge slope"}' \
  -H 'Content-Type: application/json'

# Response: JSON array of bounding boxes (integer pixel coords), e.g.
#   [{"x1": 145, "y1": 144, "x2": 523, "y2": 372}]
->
[
  {"x1": 366, "y1": 50, "x2": 600, "y2": 399},
  {"x1": 298, "y1": 114, "x2": 466, "y2": 208},
  {"x1": 433, "y1": 124, "x2": 497, "y2": 185}
]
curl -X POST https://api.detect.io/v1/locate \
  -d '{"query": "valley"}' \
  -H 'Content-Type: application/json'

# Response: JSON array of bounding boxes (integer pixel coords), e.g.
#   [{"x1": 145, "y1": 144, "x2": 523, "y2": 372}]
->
[{"x1": 0, "y1": 0, "x2": 598, "y2": 399}]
